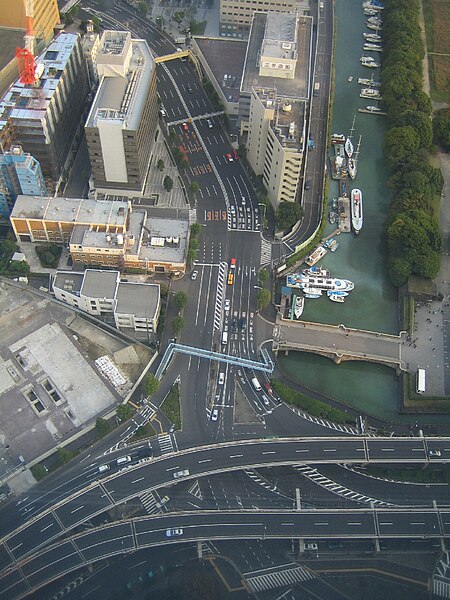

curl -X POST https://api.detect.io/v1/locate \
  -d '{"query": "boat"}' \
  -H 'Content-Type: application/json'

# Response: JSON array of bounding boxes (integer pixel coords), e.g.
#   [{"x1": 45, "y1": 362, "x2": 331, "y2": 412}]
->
[
  {"x1": 351, "y1": 188, "x2": 363, "y2": 233},
  {"x1": 366, "y1": 105, "x2": 382, "y2": 112},
  {"x1": 362, "y1": 60, "x2": 380, "y2": 68},
  {"x1": 368, "y1": 16, "x2": 382, "y2": 24},
  {"x1": 331, "y1": 133, "x2": 346, "y2": 144},
  {"x1": 360, "y1": 55, "x2": 376, "y2": 62},
  {"x1": 362, "y1": 0, "x2": 384, "y2": 10},
  {"x1": 303, "y1": 265, "x2": 331, "y2": 277},
  {"x1": 364, "y1": 8, "x2": 378, "y2": 15},
  {"x1": 329, "y1": 211, "x2": 337, "y2": 225},
  {"x1": 367, "y1": 23, "x2": 382, "y2": 30},
  {"x1": 287, "y1": 273, "x2": 354, "y2": 293},
  {"x1": 360, "y1": 88, "x2": 381, "y2": 97},
  {"x1": 293, "y1": 295, "x2": 304, "y2": 318},
  {"x1": 363, "y1": 32, "x2": 381, "y2": 41},
  {"x1": 361, "y1": 90, "x2": 382, "y2": 100},
  {"x1": 329, "y1": 239, "x2": 339, "y2": 252},
  {"x1": 305, "y1": 245, "x2": 327, "y2": 266},
  {"x1": 345, "y1": 137, "x2": 354, "y2": 158},
  {"x1": 348, "y1": 157, "x2": 357, "y2": 179},
  {"x1": 331, "y1": 198, "x2": 338, "y2": 210},
  {"x1": 358, "y1": 77, "x2": 381, "y2": 87},
  {"x1": 363, "y1": 43, "x2": 383, "y2": 52},
  {"x1": 327, "y1": 291, "x2": 347, "y2": 303},
  {"x1": 304, "y1": 289, "x2": 323, "y2": 299},
  {"x1": 348, "y1": 75, "x2": 353, "y2": 82}
]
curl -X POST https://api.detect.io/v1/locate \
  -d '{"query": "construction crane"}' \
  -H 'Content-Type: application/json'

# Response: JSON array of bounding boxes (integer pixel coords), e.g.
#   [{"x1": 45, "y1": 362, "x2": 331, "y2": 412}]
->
[{"x1": 15, "y1": 0, "x2": 36, "y2": 85}]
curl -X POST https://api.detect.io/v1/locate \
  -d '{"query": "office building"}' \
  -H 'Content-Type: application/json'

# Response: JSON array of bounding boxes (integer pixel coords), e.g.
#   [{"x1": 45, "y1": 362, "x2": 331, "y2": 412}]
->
[
  {"x1": 220, "y1": 0, "x2": 297, "y2": 37},
  {"x1": 10, "y1": 195, "x2": 190, "y2": 275},
  {"x1": 0, "y1": 145, "x2": 47, "y2": 219},
  {"x1": 0, "y1": 0, "x2": 60, "y2": 47},
  {"x1": 85, "y1": 31, "x2": 159, "y2": 196},
  {"x1": 0, "y1": 32, "x2": 90, "y2": 180},
  {"x1": 52, "y1": 269, "x2": 160, "y2": 334}
]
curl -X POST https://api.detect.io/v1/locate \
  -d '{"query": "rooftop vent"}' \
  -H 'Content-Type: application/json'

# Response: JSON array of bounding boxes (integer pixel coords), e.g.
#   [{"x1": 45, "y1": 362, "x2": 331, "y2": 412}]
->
[{"x1": 282, "y1": 103, "x2": 292, "y2": 112}]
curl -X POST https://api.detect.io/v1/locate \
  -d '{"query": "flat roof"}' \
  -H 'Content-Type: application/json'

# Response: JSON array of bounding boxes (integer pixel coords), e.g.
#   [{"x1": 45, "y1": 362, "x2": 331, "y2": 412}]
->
[
  {"x1": 52, "y1": 271, "x2": 84, "y2": 295},
  {"x1": 115, "y1": 282, "x2": 159, "y2": 318},
  {"x1": 86, "y1": 37, "x2": 154, "y2": 131},
  {"x1": 11, "y1": 195, "x2": 129, "y2": 226},
  {"x1": 80, "y1": 270, "x2": 119, "y2": 299},
  {"x1": 194, "y1": 37, "x2": 247, "y2": 103},
  {"x1": 0, "y1": 28, "x2": 23, "y2": 71},
  {"x1": 241, "y1": 13, "x2": 312, "y2": 100},
  {"x1": 0, "y1": 32, "x2": 80, "y2": 128},
  {"x1": 139, "y1": 216, "x2": 189, "y2": 264},
  {"x1": 261, "y1": 12, "x2": 298, "y2": 60}
]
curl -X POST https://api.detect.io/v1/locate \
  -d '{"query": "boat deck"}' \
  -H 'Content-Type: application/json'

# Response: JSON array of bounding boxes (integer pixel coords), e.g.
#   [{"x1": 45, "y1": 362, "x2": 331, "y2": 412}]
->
[{"x1": 338, "y1": 196, "x2": 351, "y2": 233}]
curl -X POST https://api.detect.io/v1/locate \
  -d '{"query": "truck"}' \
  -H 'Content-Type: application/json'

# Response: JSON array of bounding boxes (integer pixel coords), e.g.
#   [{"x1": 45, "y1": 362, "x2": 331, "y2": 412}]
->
[
  {"x1": 313, "y1": 82, "x2": 320, "y2": 96},
  {"x1": 222, "y1": 331, "x2": 228, "y2": 345},
  {"x1": 416, "y1": 368, "x2": 426, "y2": 394},
  {"x1": 308, "y1": 136, "x2": 315, "y2": 150},
  {"x1": 175, "y1": 36, "x2": 186, "y2": 45}
]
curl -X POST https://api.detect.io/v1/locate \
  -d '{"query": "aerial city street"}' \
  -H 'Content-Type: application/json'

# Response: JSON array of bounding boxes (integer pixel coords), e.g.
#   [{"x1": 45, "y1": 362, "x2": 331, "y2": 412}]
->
[{"x1": 0, "y1": 0, "x2": 449, "y2": 598}]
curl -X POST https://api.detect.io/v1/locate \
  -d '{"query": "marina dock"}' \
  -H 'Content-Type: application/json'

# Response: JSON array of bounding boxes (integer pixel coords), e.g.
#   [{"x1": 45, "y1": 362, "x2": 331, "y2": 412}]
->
[
  {"x1": 338, "y1": 196, "x2": 351, "y2": 232},
  {"x1": 358, "y1": 107, "x2": 387, "y2": 116}
]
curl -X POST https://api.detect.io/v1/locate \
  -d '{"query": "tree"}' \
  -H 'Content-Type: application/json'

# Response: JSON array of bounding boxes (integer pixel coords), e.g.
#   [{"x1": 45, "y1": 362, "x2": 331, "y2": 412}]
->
[
  {"x1": 174, "y1": 291, "x2": 188, "y2": 311},
  {"x1": 163, "y1": 175, "x2": 173, "y2": 192},
  {"x1": 433, "y1": 114, "x2": 450, "y2": 150},
  {"x1": 398, "y1": 112, "x2": 433, "y2": 149},
  {"x1": 117, "y1": 404, "x2": 134, "y2": 422},
  {"x1": 143, "y1": 373, "x2": 159, "y2": 397},
  {"x1": 58, "y1": 447, "x2": 75, "y2": 465},
  {"x1": 157, "y1": 159, "x2": 165, "y2": 171},
  {"x1": 190, "y1": 182, "x2": 200, "y2": 195},
  {"x1": 259, "y1": 268, "x2": 269, "y2": 285},
  {"x1": 95, "y1": 418, "x2": 111, "y2": 437},
  {"x1": 384, "y1": 126, "x2": 420, "y2": 170},
  {"x1": 257, "y1": 288, "x2": 271, "y2": 310},
  {"x1": 276, "y1": 202, "x2": 303, "y2": 231},
  {"x1": 190, "y1": 222, "x2": 201, "y2": 236},
  {"x1": 139, "y1": 0, "x2": 148, "y2": 16},
  {"x1": 172, "y1": 315, "x2": 185, "y2": 335}
]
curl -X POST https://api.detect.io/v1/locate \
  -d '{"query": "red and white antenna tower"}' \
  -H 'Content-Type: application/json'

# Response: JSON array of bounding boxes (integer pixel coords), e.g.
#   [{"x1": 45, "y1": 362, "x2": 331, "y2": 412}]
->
[{"x1": 15, "y1": 0, "x2": 36, "y2": 85}]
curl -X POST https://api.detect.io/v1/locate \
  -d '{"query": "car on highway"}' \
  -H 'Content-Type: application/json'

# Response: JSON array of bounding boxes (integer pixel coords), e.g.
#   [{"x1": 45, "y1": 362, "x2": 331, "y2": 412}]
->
[
  {"x1": 224, "y1": 299, "x2": 230, "y2": 311},
  {"x1": 186, "y1": 84, "x2": 193, "y2": 93},
  {"x1": 98, "y1": 464, "x2": 110, "y2": 473},
  {"x1": 261, "y1": 395, "x2": 270, "y2": 406},
  {"x1": 183, "y1": 122, "x2": 189, "y2": 131},
  {"x1": 191, "y1": 270, "x2": 198, "y2": 280},
  {"x1": 228, "y1": 272, "x2": 234, "y2": 285},
  {"x1": 156, "y1": 495, "x2": 170, "y2": 508},
  {"x1": 226, "y1": 153, "x2": 234, "y2": 162},
  {"x1": 166, "y1": 528, "x2": 183, "y2": 537},
  {"x1": 117, "y1": 455, "x2": 132, "y2": 466},
  {"x1": 207, "y1": 118, "x2": 213, "y2": 128},
  {"x1": 211, "y1": 408, "x2": 219, "y2": 421},
  {"x1": 305, "y1": 180, "x2": 311, "y2": 190},
  {"x1": 229, "y1": 257, "x2": 236, "y2": 269},
  {"x1": 241, "y1": 197, "x2": 246, "y2": 204},
  {"x1": 159, "y1": 108, "x2": 166, "y2": 117},
  {"x1": 218, "y1": 372, "x2": 225, "y2": 385},
  {"x1": 264, "y1": 382, "x2": 273, "y2": 395},
  {"x1": 429, "y1": 450, "x2": 441, "y2": 457},
  {"x1": 304, "y1": 542, "x2": 318, "y2": 551},
  {"x1": 173, "y1": 469, "x2": 190, "y2": 479}
]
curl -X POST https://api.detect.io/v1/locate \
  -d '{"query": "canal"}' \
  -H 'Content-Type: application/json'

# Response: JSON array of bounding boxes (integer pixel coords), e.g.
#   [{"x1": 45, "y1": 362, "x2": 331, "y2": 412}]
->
[{"x1": 278, "y1": 0, "x2": 450, "y2": 424}]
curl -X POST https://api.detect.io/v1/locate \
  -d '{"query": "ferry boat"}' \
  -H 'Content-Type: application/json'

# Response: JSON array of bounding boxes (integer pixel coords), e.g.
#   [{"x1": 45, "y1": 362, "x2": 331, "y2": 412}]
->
[
  {"x1": 358, "y1": 77, "x2": 381, "y2": 87},
  {"x1": 345, "y1": 137, "x2": 354, "y2": 158},
  {"x1": 303, "y1": 265, "x2": 331, "y2": 277},
  {"x1": 351, "y1": 188, "x2": 363, "y2": 233},
  {"x1": 305, "y1": 245, "x2": 327, "y2": 266},
  {"x1": 287, "y1": 273, "x2": 354, "y2": 293},
  {"x1": 294, "y1": 295, "x2": 304, "y2": 318},
  {"x1": 328, "y1": 291, "x2": 347, "y2": 303}
]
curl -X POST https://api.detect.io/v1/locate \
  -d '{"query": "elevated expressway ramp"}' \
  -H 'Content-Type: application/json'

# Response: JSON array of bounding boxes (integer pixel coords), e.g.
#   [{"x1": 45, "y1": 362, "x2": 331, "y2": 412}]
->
[
  {"x1": 1, "y1": 507, "x2": 449, "y2": 600},
  {"x1": 0, "y1": 436, "x2": 448, "y2": 571}
]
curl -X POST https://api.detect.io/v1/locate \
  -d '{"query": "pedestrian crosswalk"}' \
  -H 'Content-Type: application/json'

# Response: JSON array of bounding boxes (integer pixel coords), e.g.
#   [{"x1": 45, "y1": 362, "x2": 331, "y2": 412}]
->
[
  {"x1": 244, "y1": 564, "x2": 314, "y2": 593},
  {"x1": 139, "y1": 491, "x2": 159, "y2": 514},
  {"x1": 188, "y1": 208, "x2": 197, "y2": 224},
  {"x1": 294, "y1": 465, "x2": 394, "y2": 506},
  {"x1": 158, "y1": 433, "x2": 174, "y2": 455},
  {"x1": 260, "y1": 238, "x2": 272, "y2": 266},
  {"x1": 434, "y1": 553, "x2": 450, "y2": 598},
  {"x1": 213, "y1": 262, "x2": 227, "y2": 331}
]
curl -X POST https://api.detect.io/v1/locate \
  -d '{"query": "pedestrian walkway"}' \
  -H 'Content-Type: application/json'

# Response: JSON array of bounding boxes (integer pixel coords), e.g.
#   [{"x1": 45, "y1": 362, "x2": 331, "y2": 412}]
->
[
  {"x1": 157, "y1": 432, "x2": 175, "y2": 454},
  {"x1": 294, "y1": 465, "x2": 394, "y2": 507},
  {"x1": 433, "y1": 552, "x2": 450, "y2": 599},
  {"x1": 244, "y1": 564, "x2": 314, "y2": 593},
  {"x1": 139, "y1": 490, "x2": 159, "y2": 514},
  {"x1": 143, "y1": 136, "x2": 187, "y2": 208},
  {"x1": 261, "y1": 238, "x2": 272, "y2": 266},
  {"x1": 213, "y1": 262, "x2": 227, "y2": 331}
]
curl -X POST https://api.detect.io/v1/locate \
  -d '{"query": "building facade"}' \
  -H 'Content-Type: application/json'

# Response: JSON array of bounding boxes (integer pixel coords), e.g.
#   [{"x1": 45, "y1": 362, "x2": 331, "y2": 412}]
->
[
  {"x1": 0, "y1": 32, "x2": 90, "y2": 180},
  {"x1": 52, "y1": 269, "x2": 160, "y2": 334},
  {"x1": 220, "y1": 0, "x2": 296, "y2": 37},
  {"x1": 0, "y1": 0, "x2": 59, "y2": 47},
  {"x1": 10, "y1": 195, "x2": 190, "y2": 275},
  {"x1": 0, "y1": 145, "x2": 47, "y2": 219},
  {"x1": 85, "y1": 31, "x2": 159, "y2": 196}
]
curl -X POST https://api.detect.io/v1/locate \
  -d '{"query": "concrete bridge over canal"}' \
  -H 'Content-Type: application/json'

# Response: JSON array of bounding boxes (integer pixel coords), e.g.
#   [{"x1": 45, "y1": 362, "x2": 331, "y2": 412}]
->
[{"x1": 273, "y1": 318, "x2": 408, "y2": 372}]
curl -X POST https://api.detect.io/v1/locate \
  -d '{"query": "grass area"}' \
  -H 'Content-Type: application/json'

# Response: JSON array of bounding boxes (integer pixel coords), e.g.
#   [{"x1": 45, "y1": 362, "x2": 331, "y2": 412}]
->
[
  {"x1": 130, "y1": 421, "x2": 157, "y2": 441},
  {"x1": 401, "y1": 294, "x2": 414, "y2": 332},
  {"x1": 364, "y1": 465, "x2": 450, "y2": 484},
  {"x1": 272, "y1": 379, "x2": 354, "y2": 425},
  {"x1": 423, "y1": 0, "x2": 450, "y2": 101},
  {"x1": 402, "y1": 372, "x2": 450, "y2": 412},
  {"x1": 160, "y1": 383, "x2": 181, "y2": 430}
]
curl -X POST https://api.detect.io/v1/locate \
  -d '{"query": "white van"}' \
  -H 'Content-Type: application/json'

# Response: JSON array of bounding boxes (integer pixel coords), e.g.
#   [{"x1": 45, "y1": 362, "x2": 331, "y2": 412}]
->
[
  {"x1": 98, "y1": 464, "x2": 110, "y2": 473},
  {"x1": 117, "y1": 455, "x2": 132, "y2": 466},
  {"x1": 251, "y1": 377, "x2": 262, "y2": 391},
  {"x1": 222, "y1": 331, "x2": 228, "y2": 345}
]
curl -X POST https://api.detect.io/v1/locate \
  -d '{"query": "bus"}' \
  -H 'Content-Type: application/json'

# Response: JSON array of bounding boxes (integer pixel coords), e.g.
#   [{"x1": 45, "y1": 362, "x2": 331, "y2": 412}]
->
[{"x1": 416, "y1": 369, "x2": 426, "y2": 394}]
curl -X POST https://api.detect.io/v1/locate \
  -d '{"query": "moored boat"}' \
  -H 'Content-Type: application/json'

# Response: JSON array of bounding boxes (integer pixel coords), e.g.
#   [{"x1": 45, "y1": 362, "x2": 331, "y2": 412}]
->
[
  {"x1": 305, "y1": 245, "x2": 327, "y2": 266},
  {"x1": 363, "y1": 32, "x2": 381, "y2": 41},
  {"x1": 363, "y1": 43, "x2": 383, "y2": 52},
  {"x1": 366, "y1": 105, "x2": 382, "y2": 112},
  {"x1": 367, "y1": 23, "x2": 382, "y2": 30},
  {"x1": 294, "y1": 295, "x2": 305, "y2": 318},
  {"x1": 304, "y1": 289, "x2": 322, "y2": 299},
  {"x1": 329, "y1": 211, "x2": 337, "y2": 224},
  {"x1": 351, "y1": 188, "x2": 363, "y2": 233},
  {"x1": 345, "y1": 137, "x2": 354, "y2": 158},
  {"x1": 287, "y1": 273, "x2": 354, "y2": 293},
  {"x1": 303, "y1": 265, "x2": 331, "y2": 277},
  {"x1": 360, "y1": 89, "x2": 382, "y2": 99},
  {"x1": 348, "y1": 157, "x2": 357, "y2": 179},
  {"x1": 358, "y1": 77, "x2": 381, "y2": 87},
  {"x1": 328, "y1": 291, "x2": 347, "y2": 303},
  {"x1": 331, "y1": 133, "x2": 346, "y2": 144},
  {"x1": 329, "y1": 239, "x2": 339, "y2": 252}
]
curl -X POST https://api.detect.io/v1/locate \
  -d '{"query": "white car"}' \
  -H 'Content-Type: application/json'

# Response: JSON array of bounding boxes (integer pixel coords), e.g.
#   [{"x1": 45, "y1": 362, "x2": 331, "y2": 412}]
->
[
  {"x1": 191, "y1": 270, "x2": 198, "y2": 280},
  {"x1": 173, "y1": 469, "x2": 189, "y2": 479},
  {"x1": 241, "y1": 197, "x2": 246, "y2": 204},
  {"x1": 166, "y1": 528, "x2": 183, "y2": 537},
  {"x1": 218, "y1": 372, "x2": 225, "y2": 385},
  {"x1": 224, "y1": 299, "x2": 230, "y2": 311},
  {"x1": 211, "y1": 409, "x2": 219, "y2": 421},
  {"x1": 429, "y1": 450, "x2": 441, "y2": 457}
]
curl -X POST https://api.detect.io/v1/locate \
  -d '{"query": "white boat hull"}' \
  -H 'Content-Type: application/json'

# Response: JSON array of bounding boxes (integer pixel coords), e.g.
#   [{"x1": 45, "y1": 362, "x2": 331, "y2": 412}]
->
[{"x1": 351, "y1": 188, "x2": 363, "y2": 233}]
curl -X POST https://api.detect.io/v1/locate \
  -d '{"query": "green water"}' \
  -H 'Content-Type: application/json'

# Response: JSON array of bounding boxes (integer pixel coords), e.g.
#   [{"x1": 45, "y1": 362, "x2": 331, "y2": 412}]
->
[{"x1": 279, "y1": 0, "x2": 450, "y2": 424}]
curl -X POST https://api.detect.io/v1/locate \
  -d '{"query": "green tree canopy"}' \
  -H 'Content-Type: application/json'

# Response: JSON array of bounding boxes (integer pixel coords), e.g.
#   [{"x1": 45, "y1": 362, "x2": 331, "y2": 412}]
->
[
  {"x1": 433, "y1": 114, "x2": 450, "y2": 150},
  {"x1": 157, "y1": 159, "x2": 165, "y2": 171},
  {"x1": 384, "y1": 126, "x2": 420, "y2": 170},
  {"x1": 143, "y1": 373, "x2": 159, "y2": 397},
  {"x1": 172, "y1": 315, "x2": 185, "y2": 335},
  {"x1": 163, "y1": 175, "x2": 173, "y2": 192},
  {"x1": 276, "y1": 202, "x2": 303, "y2": 231},
  {"x1": 174, "y1": 290, "x2": 188, "y2": 311},
  {"x1": 95, "y1": 418, "x2": 111, "y2": 437},
  {"x1": 397, "y1": 112, "x2": 432, "y2": 149},
  {"x1": 117, "y1": 404, "x2": 134, "y2": 422},
  {"x1": 190, "y1": 182, "x2": 200, "y2": 195},
  {"x1": 257, "y1": 288, "x2": 271, "y2": 310}
]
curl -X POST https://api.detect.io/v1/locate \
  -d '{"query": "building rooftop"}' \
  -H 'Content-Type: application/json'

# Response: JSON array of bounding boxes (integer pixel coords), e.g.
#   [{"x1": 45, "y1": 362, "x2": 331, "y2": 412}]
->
[
  {"x1": 194, "y1": 38, "x2": 247, "y2": 103},
  {"x1": 261, "y1": 12, "x2": 298, "y2": 60},
  {"x1": 0, "y1": 32, "x2": 80, "y2": 128},
  {"x1": 52, "y1": 271, "x2": 84, "y2": 295},
  {"x1": 86, "y1": 35, "x2": 154, "y2": 132},
  {"x1": 80, "y1": 270, "x2": 120, "y2": 299},
  {"x1": 139, "y1": 216, "x2": 189, "y2": 265},
  {"x1": 11, "y1": 195, "x2": 130, "y2": 227},
  {"x1": 115, "y1": 282, "x2": 159, "y2": 318},
  {"x1": 241, "y1": 13, "x2": 312, "y2": 99}
]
